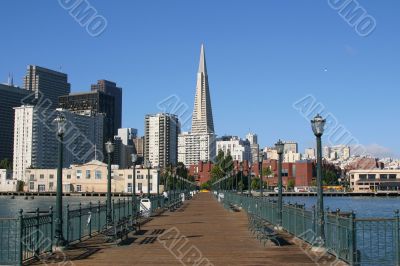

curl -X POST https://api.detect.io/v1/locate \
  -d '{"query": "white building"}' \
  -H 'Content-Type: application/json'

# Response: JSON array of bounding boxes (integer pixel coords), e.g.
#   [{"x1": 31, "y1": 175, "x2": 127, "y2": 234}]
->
[
  {"x1": 284, "y1": 151, "x2": 302, "y2": 163},
  {"x1": 216, "y1": 136, "x2": 251, "y2": 162},
  {"x1": 349, "y1": 169, "x2": 400, "y2": 192},
  {"x1": 304, "y1": 148, "x2": 315, "y2": 159},
  {"x1": 13, "y1": 105, "x2": 104, "y2": 182},
  {"x1": 117, "y1": 128, "x2": 137, "y2": 145},
  {"x1": 178, "y1": 132, "x2": 216, "y2": 165},
  {"x1": 323, "y1": 145, "x2": 351, "y2": 161},
  {"x1": 0, "y1": 169, "x2": 17, "y2": 192},
  {"x1": 24, "y1": 160, "x2": 160, "y2": 194},
  {"x1": 145, "y1": 113, "x2": 179, "y2": 167},
  {"x1": 283, "y1": 141, "x2": 298, "y2": 154},
  {"x1": 265, "y1": 147, "x2": 278, "y2": 160}
]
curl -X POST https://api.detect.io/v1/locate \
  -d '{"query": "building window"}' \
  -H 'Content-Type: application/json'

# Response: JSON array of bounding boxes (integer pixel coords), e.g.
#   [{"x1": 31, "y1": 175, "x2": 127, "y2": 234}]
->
[
  {"x1": 49, "y1": 182, "x2": 54, "y2": 190},
  {"x1": 76, "y1": 185, "x2": 82, "y2": 192},
  {"x1": 29, "y1": 182, "x2": 34, "y2": 190},
  {"x1": 86, "y1": 170, "x2": 91, "y2": 179},
  {"x1": 76, "y1": 170, "x2": 82, "y2": 179},
  {"x1": 127, "y1": 183, "x2": 132, "y2": 193},
  {"x1": 138, "y1": 183, "x2": 143, "y2": 192},
  {"x1": 38, "y1": 185, "x2": 46, "y2": 192},
  {"x1": 359, "y1": 174, "x2": 367, "y2": 180},
  {"x1": 389, "y1": 174, "x2": 397, "y2": 179},
  {"x1": 40, "y1": 174, "x2": 44, "y2": 179},
  {"x1": 67, "y1": 174, "x2": 71, "y2": 179},
  {"x1": 380, "y1": 174, "x2": 388, "y2": 180},
  {"x1": 368, "y1": 174, "x2": 376, "y2": 180},
  {"x1": 30, "y1": 174, "x2": 35, "y2": 181},
  {"x1": 150, "y1": 183, "x2": 153, "y2": 191},
  {"x1": 49, "y1": 174, "x2": 54, "y2": 179},
  {"x1": 95, "y1": 170, "x2": 102, "y2": 180},
  {"x1": 128, "y1": 175, "x2": 133, "y2": 179}
]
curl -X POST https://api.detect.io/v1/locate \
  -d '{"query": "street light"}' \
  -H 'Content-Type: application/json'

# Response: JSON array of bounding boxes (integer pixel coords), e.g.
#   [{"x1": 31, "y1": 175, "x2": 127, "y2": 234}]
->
[
  {"x1": 156, "y1": 166, "x2": 160, "y2": 208},
  {"x1": 131, "y1": 153, "x2": 138, "y2": 217},
  {"x1": 248, "y1": 163, "x2": 252, "y2": 197},
  {"x1": 311, "y1": 114, "x2": 326, "y2": 242},
  {"x1": 239, "y1": 163, "x2": 243, "y2": 194},
  {"x1": 275, "y1": 139, "x2": 285, "y2": 229},
  {"x1": 105, "y1": 140, "x2": 114, "y2": 225},
  {"x1": 259, "y1": 152, "x2": 264, "y2": 197},
  {"x1": 54, "y1": 113, "x2": 66, "y2": 248},
  {"x1": 144, "y1": 160, "x2": 152, "y2": 198}
]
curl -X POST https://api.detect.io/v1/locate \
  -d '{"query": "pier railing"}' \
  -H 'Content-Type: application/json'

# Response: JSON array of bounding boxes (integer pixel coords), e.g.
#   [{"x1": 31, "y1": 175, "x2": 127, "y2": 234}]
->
[
  {"x1": 0, "y1": 194, "x2": 182, "y2": 266},
  {"x1": 220, "y1": 191, "x2": 400, "y2": 266}
]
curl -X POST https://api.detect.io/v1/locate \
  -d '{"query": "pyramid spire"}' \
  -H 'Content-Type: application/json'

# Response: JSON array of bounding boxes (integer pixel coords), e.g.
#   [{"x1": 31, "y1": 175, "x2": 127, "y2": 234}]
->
[
  {"x1": 192, "y1": 44, "x2": 214, "y2": 134},
  {"x1": 198, "y1": 44, "x2": 207, "y2": 75}
]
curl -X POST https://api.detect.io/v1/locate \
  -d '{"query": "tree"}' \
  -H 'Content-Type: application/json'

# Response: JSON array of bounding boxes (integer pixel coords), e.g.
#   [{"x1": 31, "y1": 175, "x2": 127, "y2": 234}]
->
[
  {"x1": 323, "y1": 169, "x2": 339, "y2": 185},
  {"x1": 176, "y1": 162, "x2": 188, "y2": 179},
  {"x1": 287, "y1": 179, "x2": 295, "y2": 190},
  {"x1": 200, "y1": 181, "x2": 211, "y2": 190},
  {"x1": 0, "y1": 158, "x2": 11, "y2": 170},
  {"x1": 251, "y1": 177, "x2": 260, "y2": 190}
]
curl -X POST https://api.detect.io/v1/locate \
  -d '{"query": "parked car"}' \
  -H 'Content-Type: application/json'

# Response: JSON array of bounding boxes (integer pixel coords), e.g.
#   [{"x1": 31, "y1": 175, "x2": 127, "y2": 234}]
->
[{"x1": 274, "y1": 187, "x2": 286, "y2": 193}]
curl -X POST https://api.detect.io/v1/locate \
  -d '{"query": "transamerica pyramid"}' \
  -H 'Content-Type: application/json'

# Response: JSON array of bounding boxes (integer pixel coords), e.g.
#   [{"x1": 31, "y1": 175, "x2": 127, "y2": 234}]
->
[{"x1": 191, "y1": 44, "x2": 215, "y2": 134}]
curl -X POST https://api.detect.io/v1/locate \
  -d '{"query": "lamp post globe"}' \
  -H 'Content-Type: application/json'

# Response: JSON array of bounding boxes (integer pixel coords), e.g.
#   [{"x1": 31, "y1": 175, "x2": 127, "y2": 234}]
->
[
  {"x1": 311, "y1": 114, "x2": 326, "y2": 242},
  {"x1": 275, "y1": 139, "x2": 285, "y2": 229},
  {"x1": 105, "y1": 140, "x2": 114, "y2": 225},
  {"x1": 54, "y1": 113, "x2": 66, "y2": 248}
]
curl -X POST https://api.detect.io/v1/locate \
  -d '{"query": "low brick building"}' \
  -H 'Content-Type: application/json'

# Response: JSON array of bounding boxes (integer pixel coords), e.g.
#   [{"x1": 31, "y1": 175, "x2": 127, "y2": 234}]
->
[{"x1": 189, "y1": 161, "x2": 213, "y2": 185}]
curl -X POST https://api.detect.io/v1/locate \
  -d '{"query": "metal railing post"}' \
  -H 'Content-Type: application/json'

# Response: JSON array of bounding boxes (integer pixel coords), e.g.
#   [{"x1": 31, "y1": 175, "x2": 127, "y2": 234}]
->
[
  {"x1": 89, "y1": 202, "x2": 92, "y2": 237},
  {"x1": 395, "y1": 210, "x2": 400, "y2": 266},
  {"x1": 78, "y1": 203, "x2": 82, "y2": 242},
  {"x1": 49, "y1": 207, "x2": 54, "y2": 252},
  {"x1": 97, "y1": 201, "x2": 101, "y2": 232},
  {"x1": 349, "y1": 211, "x2": 357, "y2": 265},
  {"x1": 35, "y1": 208, "x2": 39, "y2": 257},
  {"x1": 66, "y1": 204, "x2": 70, "y2": 244},
  {"x1": 18, "y1": 209, "x2": 23, "y2": 266}
]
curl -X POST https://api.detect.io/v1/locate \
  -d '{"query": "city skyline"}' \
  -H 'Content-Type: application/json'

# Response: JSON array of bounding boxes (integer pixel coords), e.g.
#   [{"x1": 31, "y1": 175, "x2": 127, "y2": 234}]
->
[{"x1": 0, "y1": 1, "x2": 399, "y2": 157}]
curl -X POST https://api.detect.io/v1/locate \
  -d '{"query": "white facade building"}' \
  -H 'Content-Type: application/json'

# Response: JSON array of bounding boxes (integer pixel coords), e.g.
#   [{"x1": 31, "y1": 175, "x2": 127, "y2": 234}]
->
[
  {"x1": 13, "y1": 105, "x2": 104, "y2": 182},
  {"x1": 24, "y1": 160, "x2": 160, "y2": 194},
  {"x1": 216, "y1": 136, "x2": 251, "y2": 162},
  {"x1": 0, "y1": 169, "x2": 17, "y2": 192},
  {"x1": 145, "y1": 113, "x2": 179, "y2": 167},
  {"x1": 246, "y1": 133, "x2": 259, "y2": 164},
  {"x1": 304, "y1": 148, "x2": 316, "y2": 159}
]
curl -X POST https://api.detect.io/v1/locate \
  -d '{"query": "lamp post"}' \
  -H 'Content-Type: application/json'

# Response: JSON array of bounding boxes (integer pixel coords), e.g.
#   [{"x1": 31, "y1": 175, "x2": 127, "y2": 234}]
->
[
  {"x1": 54, "y1": 113, "x2": 66, "y2": 248},
  {"x1": 311, "y1": 114, "x2": 326, "y2": 242},
  {"x1": 275, "y1": 140, "x2": 284, "y2": 229},
  {"x1": 144, "y1": 160, "x2": 152, "y2": 198},
  {"x1": 239, "y1": 163, "x2": 243, "y2": 194},
  {"x1": 131, "y1": 154, "x2": 138, "y2": 217},
  {"x1": 156, "y1": 166, "x2": 160, "y2": 208},
  {"x1": 259, "y1": 152, "x2": 264, "y2": 197},
  {"x1": 248, "y1": 163, "x2": 252, "y2": 197},
  {"x1": 105, "y1": 141, "x2": 114, "y2": 225}
]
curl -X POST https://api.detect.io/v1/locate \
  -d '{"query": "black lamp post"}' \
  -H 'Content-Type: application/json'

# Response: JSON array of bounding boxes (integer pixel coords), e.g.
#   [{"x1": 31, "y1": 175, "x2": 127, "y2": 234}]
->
[
  {"x1": 156, "y1": 166, "x2": 160, "y2": 208},
  {"x1": 259, "y1": 152, "x2": 264, "y2": 197},
  {"x1": 105, "y1": 141, "x2": 114, "y2": 225},
  {"x1": 311, "y1": 114, "x2": 326, "y2": 242},
  {"x1": 248, "y1": 163, "x2": 252, "y2": 197},
  {"x1": 239, "y1": 163, "x2": 243, "y2": 194},
  {"x1": 131, "y1": 154, "x2": 138, "y2": 217},
  {"x1": 275, "y1": 140, "x2": 285, "y2": 229},
  {"x1": 144, "y1": 160, "x2": 152, "y2": 198},
  {"x1": 54, "y1": 113, "x2": 66, "y2": 248}
]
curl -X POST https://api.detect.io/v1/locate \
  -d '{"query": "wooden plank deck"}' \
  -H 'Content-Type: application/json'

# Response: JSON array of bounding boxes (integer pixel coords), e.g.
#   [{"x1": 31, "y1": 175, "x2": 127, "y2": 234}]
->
[{"x1": 37, "y1": 193, "x2": 343, "y2": 266}]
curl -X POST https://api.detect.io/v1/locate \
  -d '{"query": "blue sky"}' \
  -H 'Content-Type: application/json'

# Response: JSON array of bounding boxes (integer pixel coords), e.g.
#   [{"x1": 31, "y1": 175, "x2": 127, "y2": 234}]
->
[{"x1": 1, "y1": 1, "x2": 399, "y2": 157}]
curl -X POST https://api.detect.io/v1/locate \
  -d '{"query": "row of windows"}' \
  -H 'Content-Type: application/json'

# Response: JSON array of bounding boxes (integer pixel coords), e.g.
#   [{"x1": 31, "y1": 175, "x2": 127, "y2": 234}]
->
[
  {"x1": 359, "y1": 174, "x2": 397, "y2": 180},
  {"x1": 30, "y1": 172, "x2": 156, "y2": 181},
  {"x1": 31, "y1": 182, "x2": 153, "y2": 192}
]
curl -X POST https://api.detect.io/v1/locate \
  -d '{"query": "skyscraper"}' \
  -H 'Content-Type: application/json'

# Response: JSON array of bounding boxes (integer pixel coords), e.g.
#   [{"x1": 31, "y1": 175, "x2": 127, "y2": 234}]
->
[
  {"x1": 23, "y1": 65, "x2": 71, "y2": 109},
  {"x1": 58, "y1": 90, "x2": 115, "y2": 142},
  {"x1": 145, "y1": 113, "x2": 180, "y2": 168},
  {"x1": 0, "y1": 84, "x2": 31, "y2": 162},
  {"x1": 178, "y1": 44, "x2": 216, "y2": 166},
  {"x1": 192, "y1": 44, "x2": 214, "y2": 134},
  {"x1": 91, "y1": 80, "x2": 122, "y2": 133}
]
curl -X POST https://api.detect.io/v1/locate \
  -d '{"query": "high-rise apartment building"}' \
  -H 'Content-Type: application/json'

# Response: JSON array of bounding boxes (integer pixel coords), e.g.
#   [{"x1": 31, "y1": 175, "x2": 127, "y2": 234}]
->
[
  {"x1": 23, "y1": 65, "x2": 71, "y2": 109},
  {"x1": 91, "y1": 80, "x2": 122, "y2": 133},
  {"x1": 113, "y1": 128, "x2": 138, "y2": 168},
  {"x1": 13, "y1": 106, "x2": 104, "y2": 181},
  {"x1": 145, "y1": 113, "x2": 180, "y2": 168},
  {"x1": 246, "y1": 133, "x2": 259, "y2": 164},
  {"x1": 178, "y1": 44, "x2": 216, "y2": 166},
  {"x1": 283, "y1": 141, "x2": 298, "y2": 154},
  {"x1": 0, "y1": 84, "x2": 31, "y2": 162}
]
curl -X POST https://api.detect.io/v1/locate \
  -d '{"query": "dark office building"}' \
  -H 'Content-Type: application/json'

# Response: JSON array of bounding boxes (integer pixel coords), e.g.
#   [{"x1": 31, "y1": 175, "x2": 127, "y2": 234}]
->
[
  {"x1": 0, "y1": 84, "x2": 31, "y2": 162},
  {"x1": 91, "y1": 80, "x2": 122, "y2": 133},
  {"x1": 23, "y1": 65, "x2": 71, "y2": 110},
  {"x1": 58, "y1": 91, "x2": 115, "y2": 142}
]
